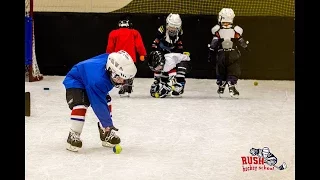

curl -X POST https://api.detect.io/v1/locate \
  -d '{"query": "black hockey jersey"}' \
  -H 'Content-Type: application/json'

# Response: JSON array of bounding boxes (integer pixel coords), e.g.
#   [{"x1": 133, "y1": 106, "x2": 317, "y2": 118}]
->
[{"x1": 151, "y1": 25, "x2": 184, "y2": 54}]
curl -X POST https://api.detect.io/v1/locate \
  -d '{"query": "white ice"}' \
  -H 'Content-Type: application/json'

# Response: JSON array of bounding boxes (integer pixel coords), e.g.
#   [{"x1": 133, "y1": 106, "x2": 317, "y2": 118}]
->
[{"x1": 25, "y1": 76, "x2": 295, "y2": 180}]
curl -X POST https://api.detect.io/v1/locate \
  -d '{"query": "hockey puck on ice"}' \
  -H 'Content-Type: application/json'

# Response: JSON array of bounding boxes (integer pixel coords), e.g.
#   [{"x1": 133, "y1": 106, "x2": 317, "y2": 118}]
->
[{"x1": 43, "y1": 88, "x2": 50, "y2": 90}]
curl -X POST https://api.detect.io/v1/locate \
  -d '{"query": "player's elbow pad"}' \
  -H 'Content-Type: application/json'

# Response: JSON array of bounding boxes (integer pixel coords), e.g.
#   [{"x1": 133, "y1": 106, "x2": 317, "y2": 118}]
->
[
  {"x1": 210, "y1": 38, "x2": 219, "y2": 50},
  {"x1": 238, "y1": 38, "x2": 248, "y2": 48}
]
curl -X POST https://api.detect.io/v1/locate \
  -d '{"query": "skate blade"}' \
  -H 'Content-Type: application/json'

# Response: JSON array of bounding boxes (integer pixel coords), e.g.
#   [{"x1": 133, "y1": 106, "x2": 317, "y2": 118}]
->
[
  {"x1": 119, "y1": 93, "x2": 130, "y2": 97},
  {"x1": 170, "y1": 91, "x2": 183, "y2": 97},
  {"x1": 66, "y1": 143, "x2": 80, "y2": 152},
  {"x1": 230, "y1": 93, "x2": 239, "y2": 99},
  {"x1": 170, "y1": 94, "x2": 182, "y2": 98},
  {"x1": 102, "y1": 141, "x2": 117, "y2": 148}
]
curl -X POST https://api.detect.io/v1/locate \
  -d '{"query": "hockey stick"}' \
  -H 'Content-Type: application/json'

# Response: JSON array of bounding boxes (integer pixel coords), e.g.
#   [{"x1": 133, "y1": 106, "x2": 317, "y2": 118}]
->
[{"x1": 273, "y1": 162, "x2": 287, "y2": 170}]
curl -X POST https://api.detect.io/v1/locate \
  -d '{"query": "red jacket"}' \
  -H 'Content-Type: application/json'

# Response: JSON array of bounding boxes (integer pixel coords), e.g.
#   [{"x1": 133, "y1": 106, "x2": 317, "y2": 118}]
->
[{"x1": 106, "y1": 28, "x2": 147, "y2": 63}]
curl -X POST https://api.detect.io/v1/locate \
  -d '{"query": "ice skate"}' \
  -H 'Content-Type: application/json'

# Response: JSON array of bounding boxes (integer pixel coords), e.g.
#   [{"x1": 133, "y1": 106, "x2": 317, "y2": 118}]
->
[
  {"x1": 119, "y1": 85, "x2": 132, "y2": 97},
  {"x1": 158, "y1": 82, "x2": 172, "y2": 98},
  {"x1": 217, "y1": 81, "x2": 226, "y2": 98},
  {"x1": 66, "y1": 130, "x2": 82, "y2": 152},
  {"x1": 97, "y1": 122, "x2": 121, "y2": 147},
  {"x1": 118, "y1": 87, "x2": 127, "y2": 97},
  {"x1": 120, "y1": 92, "x2": 131, "y2": 97},
  {"x1": 217, "y1": 86, "x2": 226, "y2": 97},
  {"x1": 150, "y1": 80, "x2": 160, "y2": 97},
  {"x1": 171, "y1": 82, "x2": 185, "y2": 97},
  {"x1": 228, "y1": 84, "x2": 239, "y2": 98}
]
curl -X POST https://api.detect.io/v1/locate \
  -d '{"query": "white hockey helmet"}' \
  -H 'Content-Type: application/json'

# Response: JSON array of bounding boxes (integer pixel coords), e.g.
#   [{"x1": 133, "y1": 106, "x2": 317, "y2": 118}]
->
[
  {"x1": 166, "y1": 13, "x2": 182, "y2": 36},
  {"x1": 218, "y1": 8, "x2": 235, "y2": 24},
  {"x1": 106, "y1": 50, "x2": 137, "y2": 80}
]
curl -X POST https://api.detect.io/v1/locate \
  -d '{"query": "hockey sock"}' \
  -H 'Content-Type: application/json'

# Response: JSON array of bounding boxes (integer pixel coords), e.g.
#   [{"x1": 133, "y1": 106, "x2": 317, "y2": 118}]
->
[
  {"x1": 70, "y1": 105, "x2": 87, "y2": 134},
  {"x1": 168, "y1": 69, "x2": 177, "y2": 80},
  {"x1": 154, "y1": 72, "x2": 161, "y2": 82}
]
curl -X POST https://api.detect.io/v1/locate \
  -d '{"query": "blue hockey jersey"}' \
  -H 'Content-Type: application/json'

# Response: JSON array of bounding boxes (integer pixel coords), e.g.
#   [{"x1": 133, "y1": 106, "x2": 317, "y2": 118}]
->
[{"x1": 63, "y1": 53, "x2": 114, "y2": 127}]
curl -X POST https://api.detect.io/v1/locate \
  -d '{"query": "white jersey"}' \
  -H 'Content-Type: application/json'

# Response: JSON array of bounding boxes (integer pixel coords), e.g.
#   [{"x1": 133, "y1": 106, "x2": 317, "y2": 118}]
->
[
  {"x1": 218, "y1": 28, "x2": 236, "y2": 40},
  {"x1": 163, "y1": 53, "x2": 190, "y2": 72},
  {"x1": 211, "y1": 24, "x2": 245, "y2": 50}
]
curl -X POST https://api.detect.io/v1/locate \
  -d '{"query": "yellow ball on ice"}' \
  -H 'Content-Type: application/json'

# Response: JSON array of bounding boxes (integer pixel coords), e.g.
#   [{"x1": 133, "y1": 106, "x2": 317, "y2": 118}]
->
[
  {"x1": 113, "y1": 144, "x2": 122, "y2": 154},
  {"x1": 254, "y1": 81, "x2": 258, "y2": 86},
  {"x1": 154, "y1": 92, "x2": 160, "y2": 98}
]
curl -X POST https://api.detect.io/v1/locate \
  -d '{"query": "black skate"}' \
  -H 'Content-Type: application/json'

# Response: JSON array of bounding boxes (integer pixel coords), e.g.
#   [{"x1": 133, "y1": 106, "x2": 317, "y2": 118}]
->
[
  {"x1": 150, "y1": 80, "x2": 160, "y2": 97},
  {"x1": 119, "y1": 83, "x2": 133, "y2": 97},
  {"x1": 66, "y1": 130, "x2": 82, "y2": 152},
  {"x1": 228, "y1": 84, "x2": 239, "y2": 98},
  {"x1": 217, "y1": 81, "x2": 226, "y2": 97},
  {"x1": 97, "y1": 122, "x2": 121, "y2": 147},
  {"x1": 217, "y1": 86, "x2": 226, "y2": 97},
  {"x1": 118, "y1": 87, "x2": 129, "y2": 97},
  {"x1": 158, "y1": 82, "x2": 172, "y2": 98},
  {"x1": 171, "y1": 82, "x2": 185, "y2": 97}
]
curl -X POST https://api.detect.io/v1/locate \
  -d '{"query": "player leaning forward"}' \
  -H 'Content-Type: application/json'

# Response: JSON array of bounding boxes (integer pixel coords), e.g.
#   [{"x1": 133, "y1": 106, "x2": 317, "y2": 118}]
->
[
  {"x1": 209, "y1": 8, "x2": 250, "y2": 98},
  {"x1": 148, "y1": 13, "x2": 191, "y2": 98},
  {"x1": 62, "y1": 50, "x2": 137, "y2": 152}
]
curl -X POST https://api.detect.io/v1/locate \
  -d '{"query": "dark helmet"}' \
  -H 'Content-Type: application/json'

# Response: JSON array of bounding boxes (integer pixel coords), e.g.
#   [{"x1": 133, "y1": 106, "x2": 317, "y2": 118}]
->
[
  {"x1": 148, "y1": 51, "x2": 165, "y2": 72},
  {"x1": 118, "y1": 19, "x2": 133, "y2": 28}
]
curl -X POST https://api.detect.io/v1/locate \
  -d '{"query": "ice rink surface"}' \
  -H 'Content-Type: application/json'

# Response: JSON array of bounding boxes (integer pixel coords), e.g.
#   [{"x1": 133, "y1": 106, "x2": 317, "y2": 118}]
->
[{"x1": 25, "y1": 76, "x2": 295, "y2": 180}]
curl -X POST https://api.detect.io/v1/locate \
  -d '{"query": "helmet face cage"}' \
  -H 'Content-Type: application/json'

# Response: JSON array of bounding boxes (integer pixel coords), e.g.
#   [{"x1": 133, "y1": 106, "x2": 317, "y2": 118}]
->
[
  {"x1": 166, "y1": 13, "x2": 182, "y2": 36},
  {"x1": 106, "y1": 67, "x2": 124, "y2": 88},
  {"x1": 167, "y1": 26, "x2": 180, "y2": 37},
  {"x1": 148, "y1": 51, "x2": 165, "y2": 72}
]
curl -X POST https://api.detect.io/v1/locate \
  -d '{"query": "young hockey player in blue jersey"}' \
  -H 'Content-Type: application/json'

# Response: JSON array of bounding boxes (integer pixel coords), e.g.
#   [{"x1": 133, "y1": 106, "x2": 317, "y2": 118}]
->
[
  {"x1": 209, "y1": 8, "x2": 250, "y2": 98},
  {"x1": 62, "y1": 50, "x2": 137, "y2": 152},
  {"x1": 148, "y1": 13, "x2": 191, "y2": 98}
]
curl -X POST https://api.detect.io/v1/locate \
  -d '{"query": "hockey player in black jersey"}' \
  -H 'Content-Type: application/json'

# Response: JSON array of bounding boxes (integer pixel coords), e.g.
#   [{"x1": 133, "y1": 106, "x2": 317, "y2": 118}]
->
[
  {"x1": 209, "y1": 8, "x2": 250, "y2": 98},
  {"x1": 148, "y1": 13, "x2": 190, "y2": 98}
]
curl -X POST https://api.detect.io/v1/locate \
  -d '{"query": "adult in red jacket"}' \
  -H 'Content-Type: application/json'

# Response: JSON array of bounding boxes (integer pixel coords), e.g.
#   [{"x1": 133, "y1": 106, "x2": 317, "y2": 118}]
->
[{"x1": 106, "y1": 19, "x2": 147, "y2": 97}]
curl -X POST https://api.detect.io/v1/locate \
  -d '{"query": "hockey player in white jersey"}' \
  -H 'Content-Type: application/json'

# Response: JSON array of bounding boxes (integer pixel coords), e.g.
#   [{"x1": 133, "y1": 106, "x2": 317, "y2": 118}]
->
[
  {"x1": 148, "y1": 13, "x2": 191, "y2": 98},
  {"x1": 209, "y1": 8, "x2": 250, "y2": 98}
]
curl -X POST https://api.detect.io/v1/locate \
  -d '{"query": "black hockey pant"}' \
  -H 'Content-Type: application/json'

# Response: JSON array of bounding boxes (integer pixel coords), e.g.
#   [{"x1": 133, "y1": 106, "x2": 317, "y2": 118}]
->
[{"x1": 216, "y1": 50, "x2": 241, "y2": 86}]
